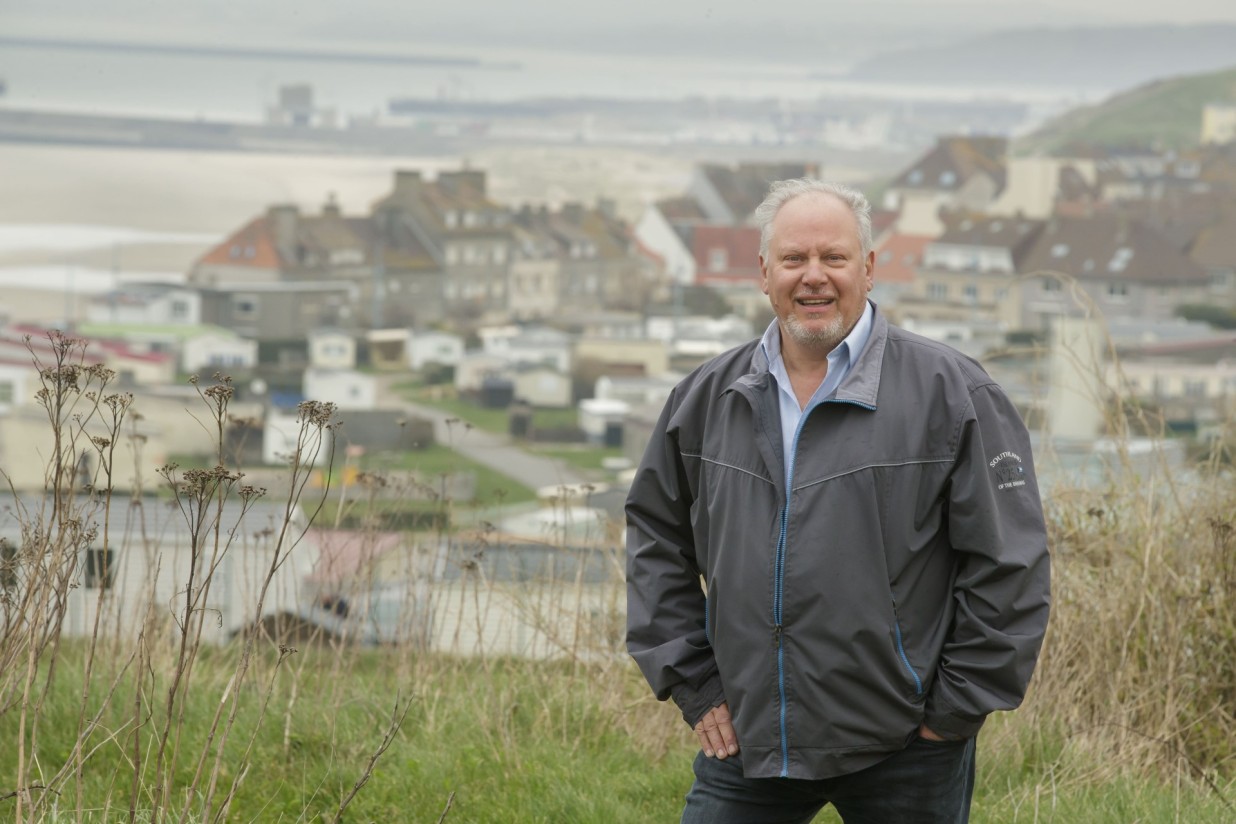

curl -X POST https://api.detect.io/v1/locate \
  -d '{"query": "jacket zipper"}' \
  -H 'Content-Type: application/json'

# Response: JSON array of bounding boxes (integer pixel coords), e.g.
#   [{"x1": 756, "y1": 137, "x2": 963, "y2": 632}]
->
[
  {"x1": 774, "y1": 412, "x2": 809, "y2": 778},
  {"x1": 774, "y1": 397, "x2": 876, "y2": 778}
]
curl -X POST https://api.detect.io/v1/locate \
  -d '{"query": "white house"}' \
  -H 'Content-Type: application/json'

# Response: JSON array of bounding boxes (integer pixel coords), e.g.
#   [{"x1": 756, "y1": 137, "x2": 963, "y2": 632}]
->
[
  {"x1": 181, "y1": 329, "x2": 259, "y2": 374},
  {"x1": 408, "y1": 331, "x2": 465, "y2": 371},
  {"x1": 302, "y1": 369, "x2": 376, "y2": 412},
  {"x1": 454, "y1": 352, "x2": 508, "y2": 394},
  {"x1": 594, "y1": 374, "x2": 681, "y2": 409},
  {"x1": 578, "y1": 398, "x2": 630, "y2": 444},
  {"x1": 478, "y1": 325, "x2": 573, "y2": 373},
  {"x1": 510, "y1": 363, "x2": 572, "y2": 409},
  {"x1": 308, "y1": 329, "x2": 357, "y2": 370},
  {"x1": 87, "y1": 284, "x2": 202, "y2": 326},
  {"x1": 0, "y1": 361, "x2": 33, "y2": 415}
]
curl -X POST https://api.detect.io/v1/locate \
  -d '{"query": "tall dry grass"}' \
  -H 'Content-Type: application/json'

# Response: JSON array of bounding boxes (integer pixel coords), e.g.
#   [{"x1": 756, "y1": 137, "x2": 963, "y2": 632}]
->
[{"x1": 999, "y1": 273, "x2": 1236, "y2": 811}]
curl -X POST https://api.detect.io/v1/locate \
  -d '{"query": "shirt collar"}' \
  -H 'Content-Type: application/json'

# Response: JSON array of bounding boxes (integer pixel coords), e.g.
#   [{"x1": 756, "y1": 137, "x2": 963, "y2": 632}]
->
[{"x1": 759, "y1": 300, "x2": 875, "y2": 376}]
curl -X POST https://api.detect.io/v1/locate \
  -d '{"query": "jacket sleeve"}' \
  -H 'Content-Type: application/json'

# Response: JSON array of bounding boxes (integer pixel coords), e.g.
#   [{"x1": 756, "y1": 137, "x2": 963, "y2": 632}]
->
[
  {"x1": 925, "y1": 381, "x2": 1051, "y2": 740},
  {"x1": 625, "y1": 393, "x2": 727, "y2": 729}
]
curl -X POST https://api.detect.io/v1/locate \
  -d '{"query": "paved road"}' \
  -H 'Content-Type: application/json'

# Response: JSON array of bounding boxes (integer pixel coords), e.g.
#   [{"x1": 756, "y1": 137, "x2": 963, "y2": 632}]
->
[{"x1": 375, "y1": 376, "x2": 592, "y2": 494}]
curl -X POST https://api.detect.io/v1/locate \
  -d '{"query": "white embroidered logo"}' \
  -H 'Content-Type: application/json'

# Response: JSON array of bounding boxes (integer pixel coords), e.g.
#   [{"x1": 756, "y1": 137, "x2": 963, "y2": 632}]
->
[{"x1": 989, "y1": 451, "x2": 1027, "y2": 490}]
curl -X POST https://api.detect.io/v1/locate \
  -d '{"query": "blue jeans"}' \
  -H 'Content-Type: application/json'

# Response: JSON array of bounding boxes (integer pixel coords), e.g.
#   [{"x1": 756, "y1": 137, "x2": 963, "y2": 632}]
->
[{"x1": 681, "y1": 736, "x2": 976, "y2": 824}]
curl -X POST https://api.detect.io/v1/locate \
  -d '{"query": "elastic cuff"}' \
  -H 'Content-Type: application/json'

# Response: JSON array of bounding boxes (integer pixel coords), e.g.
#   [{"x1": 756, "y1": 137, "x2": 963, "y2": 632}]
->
[{"x1": 671, "y1": 675, "x2": 727, "y2": 729}]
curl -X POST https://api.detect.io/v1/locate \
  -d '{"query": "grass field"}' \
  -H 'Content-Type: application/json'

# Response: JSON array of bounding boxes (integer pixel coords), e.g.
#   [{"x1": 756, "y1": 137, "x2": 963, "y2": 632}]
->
[{"x1": 5, "y1": 645, "x2": 1234, "y2": 823}]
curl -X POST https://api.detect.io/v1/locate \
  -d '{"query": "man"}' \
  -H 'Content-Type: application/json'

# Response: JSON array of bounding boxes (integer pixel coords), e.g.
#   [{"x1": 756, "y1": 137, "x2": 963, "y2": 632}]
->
[{"x1": 626, "y1": 179, "x2": 1050, "y2": 823}]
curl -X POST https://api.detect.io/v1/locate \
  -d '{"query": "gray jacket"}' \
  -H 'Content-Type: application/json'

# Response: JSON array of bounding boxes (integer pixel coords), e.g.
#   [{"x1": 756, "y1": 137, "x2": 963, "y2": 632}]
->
[{"x1": 626, "y1": 308, "x2": 1050, "y2": 780}]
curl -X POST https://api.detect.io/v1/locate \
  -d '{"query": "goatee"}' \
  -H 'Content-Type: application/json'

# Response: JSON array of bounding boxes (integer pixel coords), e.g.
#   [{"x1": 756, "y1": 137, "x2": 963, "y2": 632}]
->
[{"x1": 781, "y1": 313, "x2": 847, "y2": 352}]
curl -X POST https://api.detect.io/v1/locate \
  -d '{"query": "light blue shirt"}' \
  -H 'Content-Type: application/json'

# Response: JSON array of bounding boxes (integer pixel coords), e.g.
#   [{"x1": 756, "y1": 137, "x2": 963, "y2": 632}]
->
[{"x1": 759, "y1": 301, "x2": 875, "y2": 483}]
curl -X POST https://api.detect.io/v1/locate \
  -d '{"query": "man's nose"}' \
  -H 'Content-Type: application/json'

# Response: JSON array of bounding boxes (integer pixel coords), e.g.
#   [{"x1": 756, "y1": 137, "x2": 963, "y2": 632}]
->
[{"x1": 802, "y1": 257, "x2": 829, "y2": 284}]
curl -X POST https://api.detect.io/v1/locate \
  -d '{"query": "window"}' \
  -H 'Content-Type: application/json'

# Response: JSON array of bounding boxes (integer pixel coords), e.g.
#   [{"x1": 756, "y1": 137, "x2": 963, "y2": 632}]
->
[
  {"x1": 1108, "y1": 247, "x2": 1134, "y2": 273},
  {"x1": 1051, "y1": 243, "x2": 1070, "y2": 258},
  {"x1": 927, "y1": 282, "x2": 949, "y2": 301},
  {"x1": 709, "y1": 248, "x2": 728, "y2": 272},
  {"x1": 0, "y1": 381, "x2": 14, "y2": 404},
  {"x1": 1184, "y1": 380, "x2": 1207, "y2": 398},
  {"x1": 232, "y1": 295, "x2": 258, "y2": 321},
  {"x1": 84, "y1": 548, "x2": 115, "y2": 590},
  {"x1": 1041, "y1": 279, "x2": 1062, "y2": 293},
  {"x1": 1106, "y1": 282, "x2": 1130, "y2": 301},
  {"x1": 963, "y1": 284, "x2": 979, "y2": 303},
  {"x1": 171, "y1": 299, "x2": 189, "y2": 320}
]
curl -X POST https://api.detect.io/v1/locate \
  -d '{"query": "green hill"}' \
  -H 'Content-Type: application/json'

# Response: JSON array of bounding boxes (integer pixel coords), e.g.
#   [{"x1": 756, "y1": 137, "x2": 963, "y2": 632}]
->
[{"x1": 1015, "y1": 64, "x2": 1236, "y2": 155}]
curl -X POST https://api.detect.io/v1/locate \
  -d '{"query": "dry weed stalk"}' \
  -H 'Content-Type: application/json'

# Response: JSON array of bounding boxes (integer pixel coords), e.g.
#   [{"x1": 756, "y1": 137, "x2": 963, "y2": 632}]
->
[{"x1": 0, "y1": 344, "x2": 410, "y2": 822}]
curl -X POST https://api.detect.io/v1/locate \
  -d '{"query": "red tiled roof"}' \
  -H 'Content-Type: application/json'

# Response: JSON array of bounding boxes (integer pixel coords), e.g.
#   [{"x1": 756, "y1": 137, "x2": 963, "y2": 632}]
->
[{"x1": 195, "y1": 216, "x2": 283, "y2": 270}]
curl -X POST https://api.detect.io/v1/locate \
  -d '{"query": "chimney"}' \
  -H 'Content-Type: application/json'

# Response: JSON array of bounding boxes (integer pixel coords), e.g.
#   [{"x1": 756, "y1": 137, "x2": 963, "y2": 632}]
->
[
  {"x1": 322, "y1": 192, "x2": 341, "y2": 218},
  {"x1": 267, "y1": 204, "x2": 300, "y2": 260},
  {"x1": 561, "y1": 202, "x2": 585, "y2": 225},
  {"x1": 392, "y1": 170, "x2": 423, "y2": 199}
]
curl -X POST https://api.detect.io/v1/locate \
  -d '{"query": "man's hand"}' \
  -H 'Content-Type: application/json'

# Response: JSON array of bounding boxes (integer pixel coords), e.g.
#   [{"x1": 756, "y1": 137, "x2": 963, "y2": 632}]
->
[
  {"x1": 694, "y1": 703, "x2": 740, "y2": 759},
  {"x1": 917, "y1": 724, "x2": 946, "y2": 741}
]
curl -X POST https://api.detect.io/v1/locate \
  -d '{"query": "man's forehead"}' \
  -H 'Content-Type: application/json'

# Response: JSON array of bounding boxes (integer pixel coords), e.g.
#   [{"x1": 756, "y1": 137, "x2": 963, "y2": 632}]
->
[{"x1": 771, "y1": 193, "x2": 860, "y2": 238}]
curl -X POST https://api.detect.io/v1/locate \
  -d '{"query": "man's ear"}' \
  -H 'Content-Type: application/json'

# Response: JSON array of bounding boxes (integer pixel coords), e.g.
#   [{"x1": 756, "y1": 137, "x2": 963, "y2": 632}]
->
[
  {"x1": 758, "y1": 256, "x2": 770, "y2": 295},
  {"x1": 864, "y1": 250, "x2": 875, "y2": 291}
]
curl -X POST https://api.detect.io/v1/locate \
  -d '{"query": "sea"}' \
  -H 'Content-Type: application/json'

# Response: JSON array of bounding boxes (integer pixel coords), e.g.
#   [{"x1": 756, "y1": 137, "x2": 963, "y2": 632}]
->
[{"x1": 0, "y1": 36, "x2": 1102, "y2": 124}]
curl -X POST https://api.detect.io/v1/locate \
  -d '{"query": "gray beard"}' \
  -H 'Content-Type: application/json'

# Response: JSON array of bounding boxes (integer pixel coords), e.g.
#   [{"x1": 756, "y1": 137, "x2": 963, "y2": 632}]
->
[{"x1": 781, "y1": 313, "x2": 848, "y2": 352}]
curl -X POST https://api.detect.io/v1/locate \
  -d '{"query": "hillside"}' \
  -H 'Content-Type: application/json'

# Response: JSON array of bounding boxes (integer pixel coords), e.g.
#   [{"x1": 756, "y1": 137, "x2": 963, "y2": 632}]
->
[
  {"x1": 1014, "y1": 64, "x2": 1236, "y2": 155},
  {"x1": 847, "y1": 24, "x2": 1236, "y2": 91}
]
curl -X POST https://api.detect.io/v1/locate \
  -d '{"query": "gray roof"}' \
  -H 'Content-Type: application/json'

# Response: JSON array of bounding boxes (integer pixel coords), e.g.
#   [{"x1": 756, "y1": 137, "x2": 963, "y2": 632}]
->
[{"x1": 1020, "y1": 215, "x2": 1209, "y2": 284}]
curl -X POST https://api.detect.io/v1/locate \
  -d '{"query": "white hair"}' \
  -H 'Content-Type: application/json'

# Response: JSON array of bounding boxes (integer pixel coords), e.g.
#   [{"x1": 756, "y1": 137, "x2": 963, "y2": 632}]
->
[{"x1": 754, "y1": 179, "x2": 873, "y2": 260}]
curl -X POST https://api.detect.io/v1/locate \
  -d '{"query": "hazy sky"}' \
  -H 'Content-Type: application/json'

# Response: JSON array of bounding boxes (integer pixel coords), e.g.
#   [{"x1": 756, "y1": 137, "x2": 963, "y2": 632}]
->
[{"x1": 6, "y1": 0, "x2": 1236, "y2": 56}]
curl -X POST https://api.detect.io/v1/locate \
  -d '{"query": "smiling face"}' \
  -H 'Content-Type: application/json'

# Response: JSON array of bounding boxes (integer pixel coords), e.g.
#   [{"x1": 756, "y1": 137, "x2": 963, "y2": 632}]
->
[{"x1": 759, "y1": 192, "x2": 874, "y2": 361}]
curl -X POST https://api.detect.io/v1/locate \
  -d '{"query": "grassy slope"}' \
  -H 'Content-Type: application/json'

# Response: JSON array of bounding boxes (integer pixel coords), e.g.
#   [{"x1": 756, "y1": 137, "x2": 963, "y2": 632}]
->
[{"x1": 1016, "y1": 65, "x2": 1236, "y2": 154}]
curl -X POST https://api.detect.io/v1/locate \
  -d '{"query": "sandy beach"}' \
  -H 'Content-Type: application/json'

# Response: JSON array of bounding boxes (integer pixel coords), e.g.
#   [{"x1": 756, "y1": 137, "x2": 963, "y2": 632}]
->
[{"x1": 0, "y1": 142, "x2": 693, "y2": 235}]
